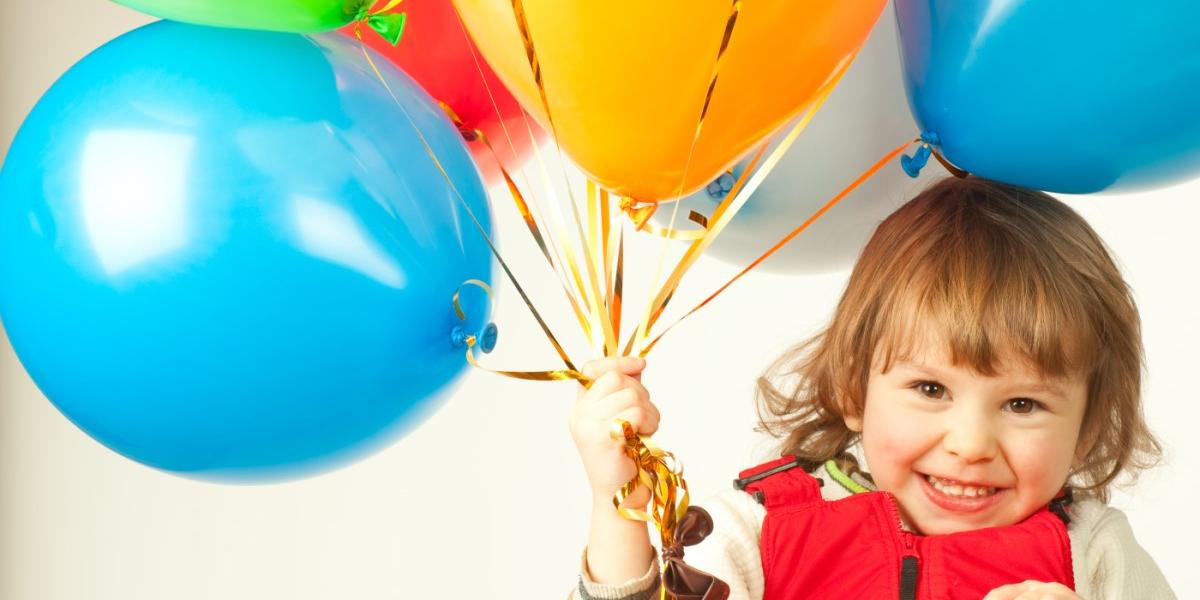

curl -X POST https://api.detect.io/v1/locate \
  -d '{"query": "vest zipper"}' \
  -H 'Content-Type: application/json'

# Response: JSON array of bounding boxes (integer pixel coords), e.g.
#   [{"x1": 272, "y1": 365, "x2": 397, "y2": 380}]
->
[{"x1": 884, "y1": 492, "x2": 920, "y2": 600}]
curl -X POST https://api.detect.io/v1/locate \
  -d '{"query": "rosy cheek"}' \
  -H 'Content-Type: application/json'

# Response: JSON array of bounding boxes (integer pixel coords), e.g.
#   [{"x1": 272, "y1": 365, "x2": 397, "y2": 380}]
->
[
  {"x1": 868, "y1": 405, "x2": 932, "y2": 459},
  {"x1": 863, "y1": 414, "x2": 931, "y2": 482},
  {"x1": 1003, "y1": 434, "x2": 1074, "y2": 497}
]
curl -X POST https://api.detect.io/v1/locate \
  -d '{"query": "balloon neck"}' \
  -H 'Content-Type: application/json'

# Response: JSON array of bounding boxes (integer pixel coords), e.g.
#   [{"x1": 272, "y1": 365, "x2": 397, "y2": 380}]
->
[
  {"x1": 451, "y1": 322, "x2": 498, "y2": 353},
  {"x1": 704, "y1": 171, "x2": 738, "y2": 200},
  {"x1": 354, "y1": 1, "x2": 372, "y2": 22},
  {"x1": 900, "y1": 131, "x2": 943, "y2": 178}
]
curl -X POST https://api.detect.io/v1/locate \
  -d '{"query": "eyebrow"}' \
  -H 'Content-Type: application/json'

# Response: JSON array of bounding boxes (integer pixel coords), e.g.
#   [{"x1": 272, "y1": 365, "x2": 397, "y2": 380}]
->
[{"x1": 892, "y1": 361, "x2": 1068, "y2": 398}]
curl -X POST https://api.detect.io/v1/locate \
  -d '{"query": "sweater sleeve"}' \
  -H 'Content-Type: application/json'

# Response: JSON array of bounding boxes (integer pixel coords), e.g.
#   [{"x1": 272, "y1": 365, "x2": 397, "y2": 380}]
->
[
  {"x1": 682, "y1": 488, "x2": 768, "y2": 600},
  {"x1": 571, "y1": 488, "x2": 768, "y2": 600},
  {"x1": 1068, "y1": 499, "x2": 1176, "y2": 600},
  {"x1": 572, "y1": 548, "x2": 660, "y2": 600}
]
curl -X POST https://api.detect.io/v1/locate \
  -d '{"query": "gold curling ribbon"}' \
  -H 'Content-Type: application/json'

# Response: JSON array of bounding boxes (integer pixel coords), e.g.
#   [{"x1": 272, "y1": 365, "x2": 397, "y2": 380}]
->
[
  {"x1": 932, "y1": 146, "x2": 970, "y2": 178},
  {"x1": 439, "y1": 101, "x2": 596, "y2": 345},
  {"x1": 504, "y1": 3, "x2": 694, "y2": 569},
  {"x1": 350, "y1": 30, "x2": 582, "y2": 376},
  {"x1": 508, "y1": 0, "x2": 613, "y2": 358},
  {"x1": 609, "y1": 418, "x2": 687, "y2": 523},
  {"x1": 628, "y1": 0, "x2": 739, "y2": 360},
  {"x1": 452, "y1": 280, "x2": 589, "y2": 383},
  {"x1": 443, "y1": 7, "x2": 603, "y2": 350},
  {"x1": 626, "y1": 55, "x2": 853, "y2": 357},
  {"x1": 617, "y1": 198, "x2": 711, "y2": 242},
  {"x1": 609, "y1": 418, "x2": 691, "y2": 600},
  {"x1": 639, "y1": 137, "x2": 922, "y2": 356}
]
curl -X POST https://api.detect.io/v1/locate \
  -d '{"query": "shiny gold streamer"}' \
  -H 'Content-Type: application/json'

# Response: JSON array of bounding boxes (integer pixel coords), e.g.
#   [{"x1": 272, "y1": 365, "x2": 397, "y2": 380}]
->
[
  {"x1": 608, "y1": 212, "x2": 625, "y2": 350},
  {"x1": 639, "y1": 138, "x2": 921, "y2": 356},
  {"x1": 440, "y1": 102, "x2": 596, "y2": 345},
  {"x1": 375, "y1": 0, "x2": 405, "y2": 13},
  {"x1": 621, "y1": 141, "x2": 769, "y2": 356},
  {"x1": 627, "y1": 56, "x2": 854, "y2": 356},
  {"x1": 452, "y1": 280, "x2": 590, "y2": 383},
  {"x1": 350, "y1": 29, "x2": 581, "y2": 375},
  {"x1": 630, "y1": 0, "x2": 743, "y2": 361},
  {"x1": 609, "y1": 419, "x2": 689, "y2": 549},
  {"x1": 502, "y1": 4, "x2": 695, "y2": 579},
  {"x1": 507, "y1": 0, "x2": 610, "y2": 354},
  {"x1": 633, "y1": 211, "x2": 711, "y2": 242},
  {"x1": 443, "y1": 8, "x2": 872, "y2": 596},
  {"x1": 617, "y1": 198, "x2": 709, "y2": 241}
]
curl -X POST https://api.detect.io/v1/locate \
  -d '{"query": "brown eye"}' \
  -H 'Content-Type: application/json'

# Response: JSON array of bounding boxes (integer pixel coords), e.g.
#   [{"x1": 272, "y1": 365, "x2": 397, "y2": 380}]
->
[
  {"x1": 1007, "y1": 398, "x2": 1038, "y2": 414},
  {"x1": 916, "y1": 382, "x2": 945, "y2": 398}
]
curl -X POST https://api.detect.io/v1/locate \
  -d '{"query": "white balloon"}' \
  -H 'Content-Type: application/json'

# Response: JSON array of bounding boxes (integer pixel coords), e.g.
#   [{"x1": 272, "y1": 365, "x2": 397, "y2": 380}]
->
[{"x1": 654, "y1": 4, "x2": 938, "y2": 275}]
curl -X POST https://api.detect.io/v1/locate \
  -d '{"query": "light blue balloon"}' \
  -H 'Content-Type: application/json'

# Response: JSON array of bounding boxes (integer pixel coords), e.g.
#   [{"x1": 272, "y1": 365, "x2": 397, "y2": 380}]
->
[
  {"x1": 0, "y1": 22, "x2": 493, "y2": 480},
  {"x1": 896, "y1": 0, "x2": 1200, "y2": 193}
]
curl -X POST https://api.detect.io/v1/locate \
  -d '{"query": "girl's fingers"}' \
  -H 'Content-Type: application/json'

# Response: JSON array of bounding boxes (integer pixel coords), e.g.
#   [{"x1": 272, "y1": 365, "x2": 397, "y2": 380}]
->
[
  {"x1": 583, "y1": 369, "x2": 625, "y2": 398},
  {"x1": 579, "y1": 370, "x2": 646, "y2": 403},
  {"x1": 597, "y1": 386, "x2": 656, "y2": 418},
  {"x1": 581, "y1": 356, "x2": 646, "y2": 382},
  {"x1": 614, "y1": 405, "x2": 659, "y2": 437},
  {"x1": 983, "y1": 581, "x2": 1078, "y2": 600}
]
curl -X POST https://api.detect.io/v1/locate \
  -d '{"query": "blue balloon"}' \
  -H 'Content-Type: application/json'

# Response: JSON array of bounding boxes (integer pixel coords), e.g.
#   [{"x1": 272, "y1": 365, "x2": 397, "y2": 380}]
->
[
  {"x1": 896, "y1": 0, "x2": 1200, "y2": 193},
  {"x1": 0, "y1": 22, "x2": 494, "y2": 480}
]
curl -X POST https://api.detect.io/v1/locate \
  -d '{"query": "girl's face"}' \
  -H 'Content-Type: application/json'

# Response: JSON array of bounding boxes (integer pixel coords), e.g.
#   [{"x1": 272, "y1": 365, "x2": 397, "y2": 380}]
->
[{"x1": 846, "y1": 337, "x2": 1089, "y2": 535}]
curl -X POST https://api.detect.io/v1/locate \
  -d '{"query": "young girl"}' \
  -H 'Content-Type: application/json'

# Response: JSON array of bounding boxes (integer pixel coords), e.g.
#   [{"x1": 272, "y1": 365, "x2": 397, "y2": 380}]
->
[{"x1": 568, "y1": 177, "x2": 1176, "y2": 599}]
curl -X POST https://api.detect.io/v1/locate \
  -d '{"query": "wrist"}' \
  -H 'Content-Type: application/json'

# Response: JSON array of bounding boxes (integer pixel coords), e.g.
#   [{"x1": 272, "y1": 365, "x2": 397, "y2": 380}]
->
[{"x1": 592, "y1": 483, "x2": 651, "y2": 510}]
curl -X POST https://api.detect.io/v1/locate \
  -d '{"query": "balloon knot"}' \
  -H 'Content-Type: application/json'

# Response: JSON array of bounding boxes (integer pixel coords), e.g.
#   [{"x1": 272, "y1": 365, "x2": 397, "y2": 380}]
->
[
  {"x1": 901, "y1": 132, "x2": 941, "y2": 178},
  {"x1": 450, "y1": 325, "x2": 469, "y2": 348},
  {"x1": 704, "y1": 171, "x2": 737, "y2": 199}
]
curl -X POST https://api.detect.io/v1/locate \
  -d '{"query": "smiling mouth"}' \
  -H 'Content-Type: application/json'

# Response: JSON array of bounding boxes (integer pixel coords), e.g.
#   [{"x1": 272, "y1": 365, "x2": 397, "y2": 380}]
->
[{"x1": 923, "y1": 474, "x2": 1000, "y2": 499}]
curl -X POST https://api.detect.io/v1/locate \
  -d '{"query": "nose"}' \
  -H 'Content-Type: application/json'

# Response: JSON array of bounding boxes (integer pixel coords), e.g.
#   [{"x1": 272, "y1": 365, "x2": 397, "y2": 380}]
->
[{"x1": 941, "y1": 408, "x2": 998, "y2": 463}]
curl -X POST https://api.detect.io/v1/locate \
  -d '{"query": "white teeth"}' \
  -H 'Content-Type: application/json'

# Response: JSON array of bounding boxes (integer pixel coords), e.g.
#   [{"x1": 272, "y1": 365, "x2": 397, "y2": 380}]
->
[{"x1": 926, "y1": 475, "x2": 996, "y2": 498}]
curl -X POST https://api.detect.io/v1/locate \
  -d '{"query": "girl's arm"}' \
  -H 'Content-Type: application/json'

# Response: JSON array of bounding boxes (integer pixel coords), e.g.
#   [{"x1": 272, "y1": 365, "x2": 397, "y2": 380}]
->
[
  {"x1": 568, "y1": 357, "x2": 658, "y2": 586},
  {"x1": 573, "y1": 488, "x2": 766, "y2": 600},
  {"x1": 581, "y1": 486, "x2": 656, "y2": 591}
]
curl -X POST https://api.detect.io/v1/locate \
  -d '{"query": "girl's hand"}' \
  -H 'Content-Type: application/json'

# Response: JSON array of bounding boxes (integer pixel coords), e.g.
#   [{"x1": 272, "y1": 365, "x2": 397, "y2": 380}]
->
[
  {"x1": 569, "y1": 356, "x2": 658, "y2": 505},
  {"x1": 983, "y1": 581, "x2": 1083, "y2": 600}
]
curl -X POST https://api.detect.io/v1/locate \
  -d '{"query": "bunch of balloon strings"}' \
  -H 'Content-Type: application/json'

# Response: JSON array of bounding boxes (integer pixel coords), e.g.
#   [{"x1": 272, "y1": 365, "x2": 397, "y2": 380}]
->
[{"x1": 352, "y1": 5, "x2": 955, "y2": 598}]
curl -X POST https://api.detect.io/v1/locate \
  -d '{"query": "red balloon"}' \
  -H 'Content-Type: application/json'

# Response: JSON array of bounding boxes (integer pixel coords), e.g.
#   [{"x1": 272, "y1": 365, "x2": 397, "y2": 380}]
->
[{"x1": 343, "y1": 0, "x2": 543, "y2": 187}]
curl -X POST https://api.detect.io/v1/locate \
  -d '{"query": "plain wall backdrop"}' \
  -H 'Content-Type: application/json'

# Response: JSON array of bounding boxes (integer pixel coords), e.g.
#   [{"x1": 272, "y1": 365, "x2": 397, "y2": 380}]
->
[{"x1": 3, "y1": 1, "x2": 1198, "y2": 598}]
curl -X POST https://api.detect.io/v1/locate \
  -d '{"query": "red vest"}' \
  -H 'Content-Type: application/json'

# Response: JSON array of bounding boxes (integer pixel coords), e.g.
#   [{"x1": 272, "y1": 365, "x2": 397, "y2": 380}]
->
[{"x1": 736, "y1": 456, "x2": 1075, "y2": 600}]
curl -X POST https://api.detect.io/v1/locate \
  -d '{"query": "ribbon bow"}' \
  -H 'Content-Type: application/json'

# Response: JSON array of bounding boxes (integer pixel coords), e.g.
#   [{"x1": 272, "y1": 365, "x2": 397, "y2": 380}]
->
[
  {"x1": 659, "y1": 506, "x2": 731, "y2": 600},
  {"x1": 355, "y1": 0, "x2": 408, "y2": 46}
]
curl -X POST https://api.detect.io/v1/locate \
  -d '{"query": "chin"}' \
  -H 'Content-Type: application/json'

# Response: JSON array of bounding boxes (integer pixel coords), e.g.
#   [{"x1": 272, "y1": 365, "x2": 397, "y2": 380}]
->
[{"x1": 913, "y1": 515, "x2": 997, "y2": 536}]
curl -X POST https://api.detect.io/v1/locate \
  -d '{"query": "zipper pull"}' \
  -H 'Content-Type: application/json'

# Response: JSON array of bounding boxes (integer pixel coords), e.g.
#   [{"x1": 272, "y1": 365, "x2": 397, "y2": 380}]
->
[{"x1": 899, "y1": 555, "x2": 919, "y2": 600}]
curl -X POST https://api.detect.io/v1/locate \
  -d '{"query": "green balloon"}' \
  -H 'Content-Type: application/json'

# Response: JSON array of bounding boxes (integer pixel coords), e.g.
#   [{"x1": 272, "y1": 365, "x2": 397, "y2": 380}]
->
[{"x1": 110, "y1": 0, "x2": 372, "y2": 33}]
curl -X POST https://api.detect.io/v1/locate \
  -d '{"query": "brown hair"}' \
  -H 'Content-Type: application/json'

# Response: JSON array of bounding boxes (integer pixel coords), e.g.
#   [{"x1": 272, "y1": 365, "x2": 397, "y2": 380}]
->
[{"x1": 756, "y1": 176, "x2": 1160, "y2": 499}]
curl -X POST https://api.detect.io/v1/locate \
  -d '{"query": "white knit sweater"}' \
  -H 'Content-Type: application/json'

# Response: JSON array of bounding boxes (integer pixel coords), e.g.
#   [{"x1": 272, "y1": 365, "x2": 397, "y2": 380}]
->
[{"x1": 574, "y1": 464, "x2": 1176, "y2": 599}]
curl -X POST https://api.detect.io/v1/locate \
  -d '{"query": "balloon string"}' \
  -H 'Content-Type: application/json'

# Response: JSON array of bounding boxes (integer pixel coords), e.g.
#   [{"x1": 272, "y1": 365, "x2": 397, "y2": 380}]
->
[
  {"x1": 625, "y1": 55, "x2": 853, "y2": 357},
  {"x1": 604, "y1": 189, "x2": 625, "y2": 346},
  {"x1": 631, "y1": 0, "x2": 742, "y2": 358},
  {"x1": 639, "y1": 138, "x2": 920, "y2": 356},
  {"x1": 500, "y1": 3, "x2": 697, "y2": 576},
  {"x1": 452, "y1": 280, "x2": 589, "y2": 383},
  {"x1": 443, "y1": 105, "x2": 595, "y2": 344},
  {"x1": 508, "y1": 0, "x2": 612, "y2": 356},
  {"x1": 350, "y1": 27, "x2": 581, "y2": 374},
  {"x1": 445, "y1": 1, "x2": 593, "y2": 352}
]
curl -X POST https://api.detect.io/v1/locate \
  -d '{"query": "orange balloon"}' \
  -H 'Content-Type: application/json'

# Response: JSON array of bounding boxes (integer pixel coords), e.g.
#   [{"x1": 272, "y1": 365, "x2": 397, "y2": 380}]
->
[{"x1": 451, "y1": 0, "x2": 887, "y2": 202}]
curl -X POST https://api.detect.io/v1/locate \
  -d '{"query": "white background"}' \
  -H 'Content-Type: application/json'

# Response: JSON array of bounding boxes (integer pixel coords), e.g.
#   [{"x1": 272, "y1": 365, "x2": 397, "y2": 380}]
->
[{"x1": 2, "y1": 1, "x2": 1198, "y2": 598}]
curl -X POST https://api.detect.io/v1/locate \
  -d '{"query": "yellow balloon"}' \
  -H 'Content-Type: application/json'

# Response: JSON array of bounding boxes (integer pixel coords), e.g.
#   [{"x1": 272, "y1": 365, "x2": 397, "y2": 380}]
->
[{"x1": 452, "y1": 0, "x2": 887, "y2": 202}]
